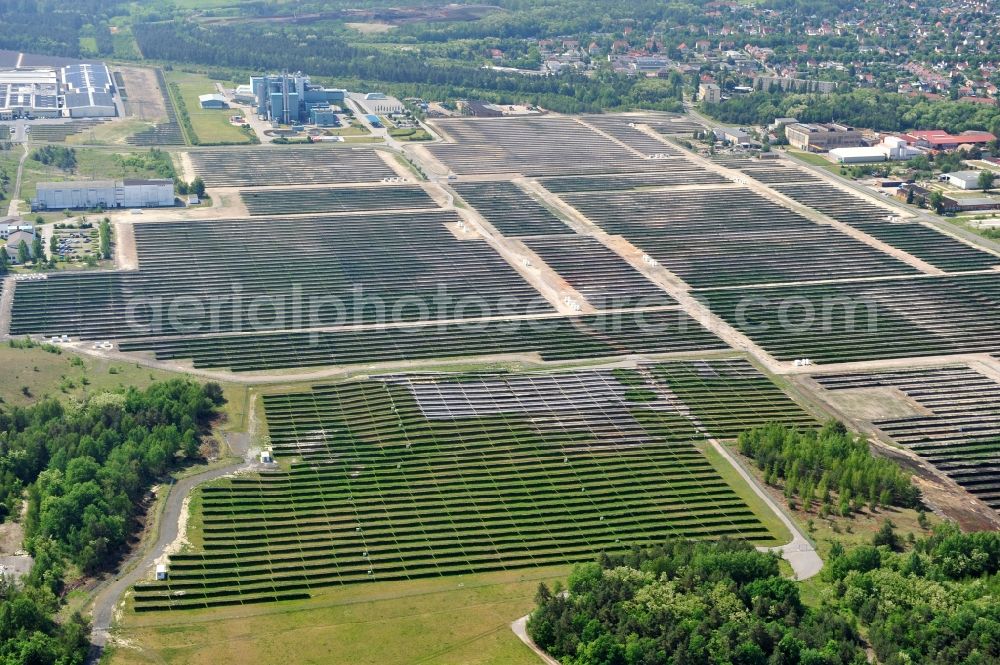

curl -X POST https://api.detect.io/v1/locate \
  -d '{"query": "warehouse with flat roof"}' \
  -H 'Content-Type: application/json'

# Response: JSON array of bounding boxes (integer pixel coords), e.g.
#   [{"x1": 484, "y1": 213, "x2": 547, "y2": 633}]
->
[
  {"x1": 32, "y1": 179, "x2": 174, "y2": 210},
  {"x1": 0, "y1": 62, "x2": 117, "y2": 119}
]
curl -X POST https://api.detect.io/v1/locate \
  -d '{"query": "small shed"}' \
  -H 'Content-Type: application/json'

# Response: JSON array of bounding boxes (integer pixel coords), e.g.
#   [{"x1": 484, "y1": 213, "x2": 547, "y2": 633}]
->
[
  {"x1": 260, "y1": 450, "x2": 273, "y2": 464},
  {"x1": 155, "y1": 564, "x2": 168, "y2": 580}
]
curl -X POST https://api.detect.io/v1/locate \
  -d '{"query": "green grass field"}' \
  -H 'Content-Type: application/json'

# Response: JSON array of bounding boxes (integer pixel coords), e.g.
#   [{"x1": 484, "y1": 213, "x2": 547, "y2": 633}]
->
[
  {"x1": 786, "y1": 149, "x2": 842, "y2": 173},
  {"x1": 65, "y1": 119, "x2": 158, "y2": 146},
  {"x1": 165, "y1": 71, "x2": 253, "y2": 145},
  {"x1": 108, "y1": 566, "x2": 565, "y2": 665},
  {"x1": 0, "y1": 343, "x2": 248, "y2": 428},
  {"x1": 17, "y1": 147, "x2": 176, "y2": 203}
]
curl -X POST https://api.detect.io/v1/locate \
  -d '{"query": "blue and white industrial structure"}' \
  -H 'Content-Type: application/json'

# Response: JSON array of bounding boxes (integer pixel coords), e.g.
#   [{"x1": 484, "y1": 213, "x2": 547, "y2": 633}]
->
[{"x1": 249, "y1": 72, "x2": 344, "y2": 124}]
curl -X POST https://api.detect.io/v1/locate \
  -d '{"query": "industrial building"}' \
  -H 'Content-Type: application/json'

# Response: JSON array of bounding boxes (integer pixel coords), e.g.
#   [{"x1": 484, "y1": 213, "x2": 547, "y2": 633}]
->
[
  {"x1": 0, "y1": 62, "x2": 117, "y2": 120},
  {"x1": 309, "y1": 107, "x2": 338, "y2": 126},
  {"x1": 828, "y1": 136, "x2": 922, "y2": 163},
  {"x1": 250, "y1": 73, "x2": 345, "y2": 124},
  {"x1": 233, "y1": 84, "x2": 256, "y2": 104},
  {"x1": 0, "y1": 69, "x2": 60, "y2": 119},
  {"x1": 903, "y1": 129, "x2": 997, "y2": 150},
  {"x1": 945, "y1": 170, "x2": 985, "y2": 190},
  {"x1": 32, "y1": 179, "x2": 174, "y2": 210},
  {"x1": 350, "y1": 92, "x2": 405, "y2": 115},
  {"x1": 785, "y1": 122, "x2": 863, "y2": 152},
  {"x1": 712, "y1": 127, "x2": 751, "y2": 147},
  {"x1": 61, "y1": 63, "x2": 116, "y2": 117}
]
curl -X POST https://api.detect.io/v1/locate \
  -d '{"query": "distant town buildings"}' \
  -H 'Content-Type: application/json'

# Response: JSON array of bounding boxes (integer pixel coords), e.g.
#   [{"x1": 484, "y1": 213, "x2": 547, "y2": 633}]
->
[{"x1": 699, "y1": 82, "x2": 722, "y2": 104}]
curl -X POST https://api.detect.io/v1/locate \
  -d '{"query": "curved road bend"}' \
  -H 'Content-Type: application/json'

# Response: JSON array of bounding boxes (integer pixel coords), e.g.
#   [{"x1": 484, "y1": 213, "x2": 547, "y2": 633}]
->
[{"x1": 86, "y1": 458, "x2": 250, "y2": 665}]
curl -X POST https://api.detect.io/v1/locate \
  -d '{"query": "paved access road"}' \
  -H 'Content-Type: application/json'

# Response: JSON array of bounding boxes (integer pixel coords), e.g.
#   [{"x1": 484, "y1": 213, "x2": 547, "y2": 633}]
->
[{"x1": 85, "y1": 458, "x2": 250, "y2": 665}]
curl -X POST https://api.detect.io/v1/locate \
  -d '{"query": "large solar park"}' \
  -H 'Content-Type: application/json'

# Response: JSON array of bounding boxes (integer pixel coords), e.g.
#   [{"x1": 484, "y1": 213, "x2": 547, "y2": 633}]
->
[{"x1": 8, "y1": 111, "x2": 1000, "y2": 610}]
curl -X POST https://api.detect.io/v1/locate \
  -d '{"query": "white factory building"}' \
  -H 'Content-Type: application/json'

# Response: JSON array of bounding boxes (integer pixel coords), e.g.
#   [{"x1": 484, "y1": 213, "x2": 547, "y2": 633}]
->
[
  {"x1": 0, "y1": 68, "x2": 60, "y2": 119},
  {"x1": 32, "y1": 179, "x2": 175, "y2": 210},
  {"x1": 349, "y1": 91, "x2": 405, "y2": 115},
  {"x1": 0, "y1": 62, "x2": 117, "y2": 120},
  {"x1": 944, "y1": 170, "x2": 985, "y2": 190},
  {"x1": 828, "y1": 136, "x2": 922, "y2": 164},
  {"x1": 61, "y1": 64, "x2": 116, "y2": 117}
]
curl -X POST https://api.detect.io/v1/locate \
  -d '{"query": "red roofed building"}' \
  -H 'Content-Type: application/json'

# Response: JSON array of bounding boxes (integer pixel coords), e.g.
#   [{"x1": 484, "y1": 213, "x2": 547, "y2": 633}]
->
[{"x1": 903, "y1": 129, "x2": 996, "y2": 149}]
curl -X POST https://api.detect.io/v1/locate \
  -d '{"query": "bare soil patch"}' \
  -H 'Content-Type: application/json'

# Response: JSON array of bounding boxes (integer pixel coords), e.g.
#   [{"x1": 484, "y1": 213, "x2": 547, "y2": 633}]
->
[
  {"x1": 823, "y1": 386, "x2": 932, "y2": 421},
  {"x1": 118, "y1": 67, "x2": 167, "y2": 123}
]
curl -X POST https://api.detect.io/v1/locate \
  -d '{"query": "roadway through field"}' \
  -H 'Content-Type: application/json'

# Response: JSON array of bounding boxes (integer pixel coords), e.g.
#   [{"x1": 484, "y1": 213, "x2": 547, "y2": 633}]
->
[
  {"x1": 7, "y1": 142, "x2": 29, "y2": 216},
  {"x1": 85, "y1": 450, "x2": 255, "y2": 665}
]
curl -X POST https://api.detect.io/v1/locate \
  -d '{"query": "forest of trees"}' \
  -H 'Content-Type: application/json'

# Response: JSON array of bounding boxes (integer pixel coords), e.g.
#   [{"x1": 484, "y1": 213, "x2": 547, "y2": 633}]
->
[
  {"x1": 0, "y1": 581, "x2": 89, "y2": 665},
  {"x1": 0, "y1": 379, "x2": 225, "y2": 574},
  {"x1": 738, "y1": 422, "x2": 920, "y2": 515},
  {"x1": 0, "y1": 378, "x2": 225, "y2": 664},
  {"x1": 824, "y1": 525, "x2": 1000, "y2": 665},
  {"x1": 134, "y1": 21, "x2": 683, "y2": 114},
  {"x1": 529, "y1": 526, "x2": 1000, "y2": 665},
  {"x1": 703, "y1": 89, "x2": 1000, "y2": 137},
  {"x1": 528, "y1": 538, "x2": 868, "y2": 665}
]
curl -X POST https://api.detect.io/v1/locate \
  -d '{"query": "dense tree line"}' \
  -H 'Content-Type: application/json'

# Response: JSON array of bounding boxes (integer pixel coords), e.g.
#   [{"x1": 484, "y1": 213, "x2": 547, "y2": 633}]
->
[
  {"x1": 825, "y1": 524, "x2": 1000, "y2": 665},
  {"x1": 0, "y1": 377, "x2": 224, "y2": 664},
  {"x1": 98, "y1": 218, "x2": 111, "y2": 260},
  {"x1": 739, "y1": 422, "x2": 919, "y2": 515},
  {"x1": 30, "y1": 146, "x2": 77, "y2": 172},
  {"x1": 703, "y1": 89, "x2": 1000, "y2": 137},
  {"x1": 135, "y1": 21, "x2": 682, "y2": 113},
  {"x1": 0, "y1": 0, "x2": 128, "y2": 57},
  {"x1": 528, "y1": 538, "x2": 867, "y2": 665},
  {"x1": 0, "y1": 379, "x2": 225, "y2": 574},
  {"x1": 529, "y1": 526, "x2": 1000, "y2": 665},
  {"x1": 0, "y1": 581, "x2": 88, "y2": 665}
]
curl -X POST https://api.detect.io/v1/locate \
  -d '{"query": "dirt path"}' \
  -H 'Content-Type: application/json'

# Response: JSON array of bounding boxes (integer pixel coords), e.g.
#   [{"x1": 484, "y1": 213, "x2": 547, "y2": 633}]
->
[
  {"x1": 7, "y1": 142, "x2": 29, "y2": 216},
  {"x1": 714, "y1": 436, "x2": 822, "y2": 579},
  {"x1": 114, "y1": 220, "x2": 139, "y2": 270}
]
